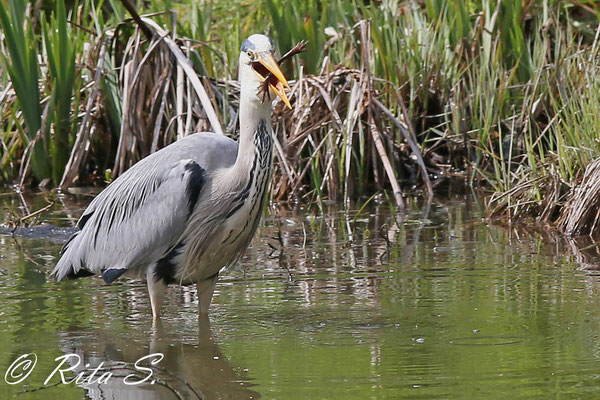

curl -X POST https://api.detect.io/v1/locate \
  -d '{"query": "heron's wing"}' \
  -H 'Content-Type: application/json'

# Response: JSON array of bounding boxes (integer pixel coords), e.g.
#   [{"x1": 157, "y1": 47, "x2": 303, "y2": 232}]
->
[
  {"x1": 52, "y1": 132, "x2": 238, "y2": 283},
  {"x1": 52, "y1": 156, "x2": 207, "y2": 282}
]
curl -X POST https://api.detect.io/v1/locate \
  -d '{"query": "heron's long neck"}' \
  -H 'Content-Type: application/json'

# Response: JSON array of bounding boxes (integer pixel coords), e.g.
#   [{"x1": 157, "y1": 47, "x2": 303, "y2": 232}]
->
[
  {"x1": 222, "y1": 92, "x2": 273, "y2": 226},
  {"x1": 232, "y1": 93, "x2": 273, "y2": 176}
]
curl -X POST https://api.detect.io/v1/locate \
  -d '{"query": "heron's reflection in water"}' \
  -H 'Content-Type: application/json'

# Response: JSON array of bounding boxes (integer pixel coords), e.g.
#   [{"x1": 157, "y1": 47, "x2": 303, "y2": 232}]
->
[{"x1": 57, "y1": 316, "x2": 260, "y2": 399}]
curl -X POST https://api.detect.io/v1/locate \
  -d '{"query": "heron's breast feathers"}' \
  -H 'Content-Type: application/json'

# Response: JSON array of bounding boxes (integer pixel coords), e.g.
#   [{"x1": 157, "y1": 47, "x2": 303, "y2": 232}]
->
[{"x1": 179, "y1": 127, "x2": 274, "y2": 281}]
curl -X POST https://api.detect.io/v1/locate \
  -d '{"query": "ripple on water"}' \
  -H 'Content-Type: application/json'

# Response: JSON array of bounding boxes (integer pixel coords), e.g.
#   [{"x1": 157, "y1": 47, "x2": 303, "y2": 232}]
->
[{"x1": 449, "y1": 336, "x2": 526, "y2": 346}]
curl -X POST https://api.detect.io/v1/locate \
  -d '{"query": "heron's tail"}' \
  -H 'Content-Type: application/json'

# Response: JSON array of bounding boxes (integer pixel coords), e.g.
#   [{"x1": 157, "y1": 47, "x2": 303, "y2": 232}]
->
[{"x1": 51, "y1": 231, "x2": 94, "y2": 281}]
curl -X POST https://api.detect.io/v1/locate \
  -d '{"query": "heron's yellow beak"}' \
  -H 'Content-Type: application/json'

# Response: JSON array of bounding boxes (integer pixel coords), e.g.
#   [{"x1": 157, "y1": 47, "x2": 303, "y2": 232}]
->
[{"x1": 253, "y1": 53, "x2": 292, "y2": 109}]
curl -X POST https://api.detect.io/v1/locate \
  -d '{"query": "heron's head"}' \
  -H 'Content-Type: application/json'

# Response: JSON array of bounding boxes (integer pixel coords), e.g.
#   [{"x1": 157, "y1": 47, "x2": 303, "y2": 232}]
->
[{"x1": 239, "y1": 34, "x2": 291, "y2": 109}]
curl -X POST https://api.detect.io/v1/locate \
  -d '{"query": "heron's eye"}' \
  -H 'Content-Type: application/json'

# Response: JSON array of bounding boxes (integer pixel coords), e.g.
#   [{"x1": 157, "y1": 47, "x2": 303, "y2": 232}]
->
[{"x1": 247, "y1": 51, "x2": 254, "y2": 60}]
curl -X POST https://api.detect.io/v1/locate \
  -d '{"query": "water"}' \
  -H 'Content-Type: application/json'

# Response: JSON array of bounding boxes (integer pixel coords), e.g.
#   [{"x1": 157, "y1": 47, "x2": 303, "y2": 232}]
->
[{"x1": 2, "y1": 190, "x2": 600, "y2": 399}]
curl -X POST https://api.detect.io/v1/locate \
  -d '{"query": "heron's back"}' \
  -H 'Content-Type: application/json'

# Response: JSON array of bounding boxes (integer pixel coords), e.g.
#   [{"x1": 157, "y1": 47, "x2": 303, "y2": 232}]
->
[{"x1": 153, "y1": 132, "x2": 238, "y2": 172}]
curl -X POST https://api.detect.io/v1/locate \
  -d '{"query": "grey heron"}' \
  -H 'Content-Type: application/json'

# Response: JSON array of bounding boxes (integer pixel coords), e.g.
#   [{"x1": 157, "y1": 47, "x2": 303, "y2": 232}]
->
[{"x1": 52, "y1": 34, "x2": 291, "y2": 318}]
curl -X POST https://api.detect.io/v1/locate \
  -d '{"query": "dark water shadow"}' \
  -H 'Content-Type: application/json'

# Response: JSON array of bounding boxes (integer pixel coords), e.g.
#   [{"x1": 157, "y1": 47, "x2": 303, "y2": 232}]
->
[{"x1": 53, "y1": 317, "x2": 260, "y2": 399}]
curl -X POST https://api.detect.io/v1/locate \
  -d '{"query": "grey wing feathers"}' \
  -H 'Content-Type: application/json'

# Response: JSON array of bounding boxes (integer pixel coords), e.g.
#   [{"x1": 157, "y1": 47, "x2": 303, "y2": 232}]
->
[
  {"x1": 52, "y1": 158, "x2": 203, "y2": 282},
  {"x1": 52, "y1": 132, "x2": 238, "y2": 283}
]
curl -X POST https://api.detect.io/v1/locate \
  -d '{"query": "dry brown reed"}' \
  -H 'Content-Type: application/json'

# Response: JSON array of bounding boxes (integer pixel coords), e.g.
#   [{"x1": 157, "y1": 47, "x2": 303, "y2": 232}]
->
[
  {"x1": 50, "y1": 15, "x2": 432, "y2": 208},
  {"x1": 557, "y1": 159, "x2": 600, "y2": 236},
  {"x1": 59, "y1": 13, "x2": 225, "y2": 188},
  {"x1": 266, "y1": 21, "x2": 431, "y2": 206},
  {"x1": 487, "y1": 160, "x2": 566, "y2": 223}
]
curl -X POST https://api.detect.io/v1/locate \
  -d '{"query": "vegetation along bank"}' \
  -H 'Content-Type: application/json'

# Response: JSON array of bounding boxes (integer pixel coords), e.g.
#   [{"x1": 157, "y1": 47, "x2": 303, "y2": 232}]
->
[{"x1": 1, "y1": 1, "x2": 600, "y2": 234}]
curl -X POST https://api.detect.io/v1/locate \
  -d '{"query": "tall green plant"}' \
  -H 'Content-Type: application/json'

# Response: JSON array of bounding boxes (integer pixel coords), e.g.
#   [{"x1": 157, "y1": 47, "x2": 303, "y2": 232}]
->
[
  {"x1": 425, "y1": 0, "x2": 471, "y2": 47},
  {"x1": 42, "y1": 0, "x2": 77, "y2": 185},
  {"x1": 499, "y1": 1, "x2": 532, "y2": 82},
  {"x1": 0, "y1": 0, "x2": 50, "y2": 181},
  {"x1": 264, "y1": 0, "x2": 327, "y2": 74}
]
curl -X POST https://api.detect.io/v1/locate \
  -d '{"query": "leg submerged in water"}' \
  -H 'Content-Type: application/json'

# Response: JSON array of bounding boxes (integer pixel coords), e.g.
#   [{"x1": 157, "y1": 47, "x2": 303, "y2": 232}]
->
[
  {"x1": 147, "y1": 268, "x2": 167, "y2": 319},
  {"x1": 197, "y1": 273, "x2": 219, "y2": 315}
]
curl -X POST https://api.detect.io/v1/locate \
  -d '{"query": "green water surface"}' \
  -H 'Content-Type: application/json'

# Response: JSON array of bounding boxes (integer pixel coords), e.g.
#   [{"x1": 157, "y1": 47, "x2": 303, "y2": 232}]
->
[{"x1": 1, "y1": 191, "x2": 600, "y2": 399}]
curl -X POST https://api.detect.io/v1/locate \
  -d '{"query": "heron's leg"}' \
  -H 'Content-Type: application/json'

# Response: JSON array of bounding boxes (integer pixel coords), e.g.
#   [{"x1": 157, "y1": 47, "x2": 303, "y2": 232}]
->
[
  {"x1": 146, "y1": 267, "x2": 167, "y2": 319},
  {"x1": 197, "y1": 273, "x2": 219, "y2": 315}
]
